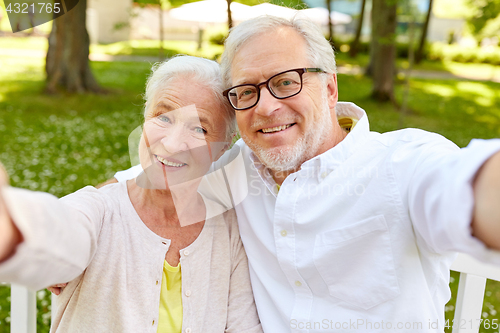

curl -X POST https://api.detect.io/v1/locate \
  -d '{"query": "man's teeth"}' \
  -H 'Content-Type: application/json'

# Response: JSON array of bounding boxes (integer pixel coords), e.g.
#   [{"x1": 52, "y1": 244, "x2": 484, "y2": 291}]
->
[
  {"x1": 261, "y1": 124, "x2": 292, "y2": 133},
  {"x1": 156, "y1": 155, "x2": 185, "y2": 167}
]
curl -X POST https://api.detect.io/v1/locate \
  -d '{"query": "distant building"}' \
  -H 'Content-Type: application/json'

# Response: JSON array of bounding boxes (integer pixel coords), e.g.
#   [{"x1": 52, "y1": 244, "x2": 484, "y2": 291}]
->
[{"x1": 87, "y1": 0, "x2": 132, "y2": 44}]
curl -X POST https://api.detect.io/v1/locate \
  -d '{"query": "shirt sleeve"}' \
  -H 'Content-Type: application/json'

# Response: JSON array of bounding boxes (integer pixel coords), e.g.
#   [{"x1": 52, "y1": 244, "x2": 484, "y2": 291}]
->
[
  {"x1": 225, "y1": 210, "x2": 263, "y2": 333},
  {"x1": 0, "y1": 186, "x2": 106, "y2": 290},
  {"x1": 400, "y1": 136, "x2": 500, "y2": 263},
  {"x1": 114, "y1": 164, "x2": 143, "y2": 182}
]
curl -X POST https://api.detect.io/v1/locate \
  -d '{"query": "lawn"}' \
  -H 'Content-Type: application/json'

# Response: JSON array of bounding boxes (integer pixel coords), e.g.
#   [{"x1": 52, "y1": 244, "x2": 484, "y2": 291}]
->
[{"x1": 0, "y1": 46, "x2": 500, "y2": 332}]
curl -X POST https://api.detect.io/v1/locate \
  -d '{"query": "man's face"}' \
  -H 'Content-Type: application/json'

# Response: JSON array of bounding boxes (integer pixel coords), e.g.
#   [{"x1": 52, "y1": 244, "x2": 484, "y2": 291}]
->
[{"x1": 230, "y1": 27, "x2": 338, "y2": 173}]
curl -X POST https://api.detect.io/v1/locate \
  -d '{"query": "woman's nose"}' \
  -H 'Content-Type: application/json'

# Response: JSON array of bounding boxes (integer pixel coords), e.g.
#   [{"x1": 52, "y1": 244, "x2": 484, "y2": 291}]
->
[{"x1": 160, "y1": 125, "x2": 190, "y2": 153}]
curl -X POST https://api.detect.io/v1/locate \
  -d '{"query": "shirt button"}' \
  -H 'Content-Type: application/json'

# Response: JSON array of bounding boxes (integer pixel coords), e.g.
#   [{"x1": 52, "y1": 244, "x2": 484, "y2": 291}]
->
[
  {"x1": 185, "y1": 290, "x2": 191, "y2": 297},
  {"x1": 186, "y1": 328, "x2": 192, "y2": 333},
  {"x1": 280, "y1": 230, "x2": 287, "y2": 237},
  {"x1": 321, "y1": 171, "x2": 328, "y2": 179},
  {"x1": 295, "y1": 280, "x2": 302, "y2": 287},
  {"x1": 156, "y1": 280, "x2": 159, "y2": 285},
  {"x1": 183, "y1": 249, "x2": 190, "y2": 256},
  {"x1": 152, "y1": 320, "x2": 155, "y2": 325}
]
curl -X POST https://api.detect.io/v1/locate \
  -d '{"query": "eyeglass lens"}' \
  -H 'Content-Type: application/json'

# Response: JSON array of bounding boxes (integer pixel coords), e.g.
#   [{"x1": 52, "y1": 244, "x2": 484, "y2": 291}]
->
[{"x1": 227, "y1": 70, "x2": 302, "y2": 110}]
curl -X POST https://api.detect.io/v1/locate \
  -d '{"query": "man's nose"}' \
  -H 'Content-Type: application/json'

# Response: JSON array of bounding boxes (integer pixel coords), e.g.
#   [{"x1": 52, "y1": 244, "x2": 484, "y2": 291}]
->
[{"x1": 254, "y1": 86, "x2": 282, "y2": 117}]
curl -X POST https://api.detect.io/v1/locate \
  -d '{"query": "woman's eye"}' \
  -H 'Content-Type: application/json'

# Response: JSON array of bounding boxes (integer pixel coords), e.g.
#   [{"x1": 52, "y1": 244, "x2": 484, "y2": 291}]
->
[
  {"x1": 194, "y1": 127, "x2": 206, "y2": 134},
  {"x1": 158, "y1": 115, "x2": 171, "y2": 123}
]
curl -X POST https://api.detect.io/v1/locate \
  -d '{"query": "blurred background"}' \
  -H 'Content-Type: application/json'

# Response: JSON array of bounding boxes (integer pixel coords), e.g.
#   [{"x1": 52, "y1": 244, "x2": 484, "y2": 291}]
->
[{"x1": 0, "y1": 0, "x2": 499, "y2": 331}]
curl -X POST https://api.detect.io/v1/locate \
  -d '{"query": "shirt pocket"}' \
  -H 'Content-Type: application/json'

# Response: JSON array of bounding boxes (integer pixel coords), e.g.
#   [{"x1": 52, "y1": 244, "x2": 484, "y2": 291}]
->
[{"x1": 313, "y1": 214, "x2": 400, "y2": 310}]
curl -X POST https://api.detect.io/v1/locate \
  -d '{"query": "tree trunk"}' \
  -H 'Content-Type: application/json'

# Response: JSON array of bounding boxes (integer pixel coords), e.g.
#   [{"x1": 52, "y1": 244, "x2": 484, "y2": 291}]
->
[
  {"x1": 159, "y1": 1, "x2": 164, "y2": 60},
  {"x1": 45, "y1": 0, "x2": 102, "y2": 94},
  {"x1": 227, "y1": 0, "x2": 233, "y2": 30},
  {"x1": 370, "y1": 0, "x2": 397, "y2": 102},
  {"x1": 415, "y1": 0, "x2": 433, "y2": 64},
  {"x1": 326, "y1": 0, "x2": 334, "y2": 45},
  {"x1": 349, "y1": 0, "x2": 367, "y2": 58}
]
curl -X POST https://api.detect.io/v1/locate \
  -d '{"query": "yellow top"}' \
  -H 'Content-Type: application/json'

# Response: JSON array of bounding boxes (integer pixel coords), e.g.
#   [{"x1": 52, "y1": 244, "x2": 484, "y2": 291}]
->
[{"x1": 157, "y1": 260, "x2": 183, "y2": 333}]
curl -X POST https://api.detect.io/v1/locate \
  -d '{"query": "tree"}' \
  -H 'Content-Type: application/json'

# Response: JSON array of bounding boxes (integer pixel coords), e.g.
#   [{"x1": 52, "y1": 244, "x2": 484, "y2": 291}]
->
[
  {"x1": 466, "y1": 0, "x2": 500, "y2": 39},
  {"x1": 349, "y1": 0, "x2": 367, "y2": 57},
  {"x1": 326, "y1": 0, "x2": 334, "y2": 45},
  {"x1": 45, "y1": 0, "x2": 102, "y2": 94},
  {"x1": 227, "y1": 0, "x2": 233, "y2": 29},
  {"x1": 369, "y1": 0, "x2": 398, "y2": 102},
  {"x1": 415, "y1": 0, "x2": 433, "y2": 64}
]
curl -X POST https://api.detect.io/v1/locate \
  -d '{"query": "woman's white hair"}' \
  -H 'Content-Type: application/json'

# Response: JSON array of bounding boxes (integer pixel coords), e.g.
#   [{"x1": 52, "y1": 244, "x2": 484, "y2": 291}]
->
[
  {"x1": 220, "y1": 15, "x2": 337, "y2": 88},
  {"x1": 144, "y1": 55, "x2": 236, "y2": 141}
]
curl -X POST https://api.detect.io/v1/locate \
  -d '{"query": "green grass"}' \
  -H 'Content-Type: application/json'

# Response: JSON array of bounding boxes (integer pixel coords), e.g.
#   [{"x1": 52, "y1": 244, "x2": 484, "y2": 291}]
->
[{"x1": 0, "y1": 52, "x2": 500, "y2": 332}]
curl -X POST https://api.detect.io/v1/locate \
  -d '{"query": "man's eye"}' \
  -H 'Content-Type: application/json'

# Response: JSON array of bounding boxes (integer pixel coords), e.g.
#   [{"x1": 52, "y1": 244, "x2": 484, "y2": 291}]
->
[
  {"x1": 276, "y1": 79, "x2": 297, "y2": 87},
  {"x1": 240, "y1": 89, "x2": 254, "y2": 98}
]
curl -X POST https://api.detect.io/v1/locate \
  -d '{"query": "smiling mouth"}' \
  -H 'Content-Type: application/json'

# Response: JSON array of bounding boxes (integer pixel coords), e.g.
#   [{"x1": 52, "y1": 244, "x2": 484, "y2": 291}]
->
[
  {"x1": 260, "y1": 123, "x2": 294, "y2": 133},
  {"x1": 155, "y1": 155, "x2": 186, "y2": 167}
]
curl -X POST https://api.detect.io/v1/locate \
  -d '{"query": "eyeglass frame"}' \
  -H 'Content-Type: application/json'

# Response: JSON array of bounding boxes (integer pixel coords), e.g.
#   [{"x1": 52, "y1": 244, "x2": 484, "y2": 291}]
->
[{"x1": 222, "y1": 68, "x2": 327, "y2": 111}]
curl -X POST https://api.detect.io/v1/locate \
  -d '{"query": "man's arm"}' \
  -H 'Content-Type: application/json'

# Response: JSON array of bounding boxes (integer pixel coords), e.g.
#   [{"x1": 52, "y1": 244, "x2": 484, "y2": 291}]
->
[
  {"x1": 96, "y1": 177, "x2": 118, "y2": 189},
  {"x1": 472, "y1": 151, "x2": 500, "y2": 250}
]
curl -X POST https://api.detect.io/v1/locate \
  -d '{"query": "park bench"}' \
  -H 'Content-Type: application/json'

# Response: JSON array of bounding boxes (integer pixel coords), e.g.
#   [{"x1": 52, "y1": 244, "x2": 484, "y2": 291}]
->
[{"x1": 7, "y1": 253, "x2": 500, "y2": 332}]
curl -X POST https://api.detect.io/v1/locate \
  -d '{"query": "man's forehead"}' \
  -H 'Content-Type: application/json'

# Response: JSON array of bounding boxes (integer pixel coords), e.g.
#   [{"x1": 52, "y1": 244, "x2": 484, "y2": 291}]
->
[{"x1": 230, "y1": 28, "x2": 309, "y2": 85}]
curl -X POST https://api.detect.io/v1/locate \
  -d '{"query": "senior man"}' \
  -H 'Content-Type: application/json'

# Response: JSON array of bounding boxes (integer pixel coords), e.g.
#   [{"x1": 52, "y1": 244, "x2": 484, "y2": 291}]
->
[{"x1": 125, "y1": 16, "x2": 500, "y2": 332}]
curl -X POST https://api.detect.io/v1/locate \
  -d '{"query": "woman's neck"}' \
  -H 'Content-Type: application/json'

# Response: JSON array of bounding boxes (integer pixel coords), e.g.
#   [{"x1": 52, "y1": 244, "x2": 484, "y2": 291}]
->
[{"x1": 127, "y1": 177, "x2": 206, "y2": 228}]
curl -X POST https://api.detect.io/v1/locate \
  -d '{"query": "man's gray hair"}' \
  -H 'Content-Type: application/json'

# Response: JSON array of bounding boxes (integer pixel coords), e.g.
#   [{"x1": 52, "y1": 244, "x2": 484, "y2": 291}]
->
[
  {"x1": 144, "y1": 55, "x2": 236, "y2": 141},
  {"x1": 220, "y1": 15, "x2": 337, "y2": 88}
]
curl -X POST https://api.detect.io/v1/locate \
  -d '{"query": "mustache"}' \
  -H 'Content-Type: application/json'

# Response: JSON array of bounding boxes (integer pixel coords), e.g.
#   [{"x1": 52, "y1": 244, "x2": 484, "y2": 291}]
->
[{"x1": 251, "y1": 116, "x2": 299, "y2": 131}]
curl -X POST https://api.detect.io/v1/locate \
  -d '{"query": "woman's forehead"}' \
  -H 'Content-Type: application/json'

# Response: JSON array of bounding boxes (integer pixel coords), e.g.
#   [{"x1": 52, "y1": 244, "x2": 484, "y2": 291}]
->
[{"x1": 150, "y1": 79, "x2": 219, "y2": 114}]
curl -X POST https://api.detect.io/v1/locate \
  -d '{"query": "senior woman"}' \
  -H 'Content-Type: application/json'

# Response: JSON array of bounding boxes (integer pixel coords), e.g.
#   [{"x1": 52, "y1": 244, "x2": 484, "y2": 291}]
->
[{"x1": 0, "y1": 56, "x2": 262, "y2": 333}]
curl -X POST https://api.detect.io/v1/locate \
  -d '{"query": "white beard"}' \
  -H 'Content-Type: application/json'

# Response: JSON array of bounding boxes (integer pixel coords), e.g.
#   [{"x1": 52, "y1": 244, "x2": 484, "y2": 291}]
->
[{"x1": 243, "y1": 92, "x2": 333, "y2": 173}]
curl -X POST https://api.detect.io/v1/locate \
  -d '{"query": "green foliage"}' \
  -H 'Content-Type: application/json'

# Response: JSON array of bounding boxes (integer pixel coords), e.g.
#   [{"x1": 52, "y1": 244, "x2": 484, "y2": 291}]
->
[
  {"x1": 466, "y1": 0, "x2": 500, "y2": 38},
  {"x1": 268, "y1": 0, "x2": 307, "y2": 9},
  {"x1": 209, "y1": 32, "x2": 227, "y2": 45},
  {"x1": 429, "y1": 42, "x2": 500, "y2": 65}
]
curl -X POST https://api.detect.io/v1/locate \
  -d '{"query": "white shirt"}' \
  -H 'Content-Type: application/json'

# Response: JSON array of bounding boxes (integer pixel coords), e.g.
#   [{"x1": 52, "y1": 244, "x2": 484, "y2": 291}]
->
[{"x1": 116, "y1": 102, "x2": 500, "y2": 333}]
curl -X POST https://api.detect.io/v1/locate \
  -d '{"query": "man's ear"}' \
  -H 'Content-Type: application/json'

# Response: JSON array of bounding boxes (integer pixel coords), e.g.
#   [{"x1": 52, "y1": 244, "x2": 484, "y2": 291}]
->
[{"x1": 326, "y1": 73, "x2": 338, "y2": 110}]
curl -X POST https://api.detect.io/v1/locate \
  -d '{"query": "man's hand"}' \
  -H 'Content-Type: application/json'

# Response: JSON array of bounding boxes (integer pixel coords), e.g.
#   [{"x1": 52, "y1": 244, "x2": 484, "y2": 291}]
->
[
  {"x1": 472, "y1": 151, "x2": 500, "y2": 250},
  {"x1": 0, "y1": 163, "x2": 23, "y2": 262}
]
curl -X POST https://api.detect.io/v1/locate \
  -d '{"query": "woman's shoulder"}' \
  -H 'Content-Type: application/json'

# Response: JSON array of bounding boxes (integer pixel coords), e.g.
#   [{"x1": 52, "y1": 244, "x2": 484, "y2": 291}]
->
[
  {"x1": 207, "y1": 209, "x2": 240, "y2": 239},
  {"x1": 60, "y1": 182, "x2": 126, "y2": 212}
]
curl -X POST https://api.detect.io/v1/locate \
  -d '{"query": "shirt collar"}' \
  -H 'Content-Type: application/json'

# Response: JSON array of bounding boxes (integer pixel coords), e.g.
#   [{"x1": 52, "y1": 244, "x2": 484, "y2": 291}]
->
[{"x1": 249, "y1": 102, "x2": 370, "y2": 189}]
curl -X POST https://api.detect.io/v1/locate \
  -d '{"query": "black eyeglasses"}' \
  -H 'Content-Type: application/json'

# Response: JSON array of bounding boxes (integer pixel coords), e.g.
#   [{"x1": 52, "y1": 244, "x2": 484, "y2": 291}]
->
[{"x1": 223, "y1": 68, "x2": 327, "y2": 111}]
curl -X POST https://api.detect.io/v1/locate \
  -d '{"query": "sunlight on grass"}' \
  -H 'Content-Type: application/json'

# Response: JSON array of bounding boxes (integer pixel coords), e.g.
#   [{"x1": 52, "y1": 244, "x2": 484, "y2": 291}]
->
[
  {"x1": 443, "y1": 61, "x2": 500, "y2": 81},
  {"x1": 0, "y1": 36, "x2": 48, "y2": 50},
  {"x1": 90, "y1": 40, "x2": 224, "y2": 59},
  {"x1": 411, "y1": 82, "x2": 457, "y2": 98}
]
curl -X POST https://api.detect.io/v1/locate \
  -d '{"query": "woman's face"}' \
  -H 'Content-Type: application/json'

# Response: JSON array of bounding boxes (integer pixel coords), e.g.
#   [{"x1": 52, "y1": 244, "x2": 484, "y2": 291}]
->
[{"x1": 138, "y1": 77, "x2": 229, "y2": 190}]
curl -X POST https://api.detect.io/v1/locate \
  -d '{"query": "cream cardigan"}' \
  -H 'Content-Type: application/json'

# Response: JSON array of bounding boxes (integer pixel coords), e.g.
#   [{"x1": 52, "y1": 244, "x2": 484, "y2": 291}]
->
[{"x1": 0, "y1": 182, "x2": 262, "y2": 333}]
